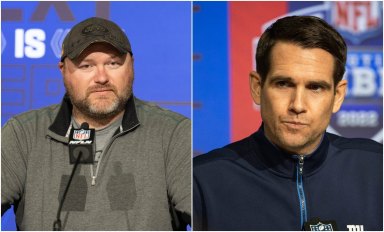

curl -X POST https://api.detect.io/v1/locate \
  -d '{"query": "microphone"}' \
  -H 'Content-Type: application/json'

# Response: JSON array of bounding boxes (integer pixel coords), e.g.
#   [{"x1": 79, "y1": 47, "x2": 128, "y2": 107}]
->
[
  {"x1": 53, "y1": 122, "x2": 95, "y2": 230},
  {"x1": 303, "y1": 217, "x2": 338, "y2": 231},
  {"x1": 68, "y1": 122, "x2": 95, "y2": 164}
]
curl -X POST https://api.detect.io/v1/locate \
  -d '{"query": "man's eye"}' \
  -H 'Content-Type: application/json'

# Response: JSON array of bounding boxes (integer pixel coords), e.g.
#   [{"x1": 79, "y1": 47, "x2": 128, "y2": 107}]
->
[
  {"x1": 107, "y1": 61, "x2": 121, "y2": 68},
  {"x1": 276, "y1": 81, "x2": 290, "y2": 87},
  {"x1": 79, "y1": 64, "x2": 91, "y2": 69},
  {"x1": 308, "y1": 84, "x2": 324, "y2": 92}
]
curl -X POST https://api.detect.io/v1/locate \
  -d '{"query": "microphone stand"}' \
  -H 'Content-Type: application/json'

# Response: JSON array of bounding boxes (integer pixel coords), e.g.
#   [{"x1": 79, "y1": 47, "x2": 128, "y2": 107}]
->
[{"x1": 53, "y1": 152, "x2": 83, "y2": 231}]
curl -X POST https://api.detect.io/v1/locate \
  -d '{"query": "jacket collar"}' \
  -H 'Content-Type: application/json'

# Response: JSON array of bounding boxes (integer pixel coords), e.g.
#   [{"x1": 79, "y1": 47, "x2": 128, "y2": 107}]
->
[
  {"x1": 48, "y1": 94, "x2": 140, "y2": 137},
  {"x1": 251, "y1": 124, "x2": 329, "y2": 178}
]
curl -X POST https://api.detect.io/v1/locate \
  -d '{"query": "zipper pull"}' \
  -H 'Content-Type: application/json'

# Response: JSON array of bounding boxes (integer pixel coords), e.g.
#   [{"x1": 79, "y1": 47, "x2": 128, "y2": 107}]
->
[
  {"x1": 298, "y1": 155, "x2": 304, "y2": 175},
  {"x1": 91, "y1": 176, "x2": 96, "y2": 186}
]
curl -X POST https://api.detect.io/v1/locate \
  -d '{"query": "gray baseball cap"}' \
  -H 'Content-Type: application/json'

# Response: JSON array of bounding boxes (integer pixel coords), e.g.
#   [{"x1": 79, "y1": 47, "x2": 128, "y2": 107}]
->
[{"x1": 61, "y1": 17, "x2": 132, "y2": 61}]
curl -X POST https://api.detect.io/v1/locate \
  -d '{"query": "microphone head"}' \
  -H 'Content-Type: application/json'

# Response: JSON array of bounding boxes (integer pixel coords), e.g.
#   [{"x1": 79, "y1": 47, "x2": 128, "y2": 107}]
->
[
  {"x1": 80, "y1": 122, "x2": 89, "y2": 129},
  {"x1": 68, "y1": 122, "x2": 95, "y2": 164},
  {"x1": 304, "y1": 217, "x2": 338, "y2": 231}
]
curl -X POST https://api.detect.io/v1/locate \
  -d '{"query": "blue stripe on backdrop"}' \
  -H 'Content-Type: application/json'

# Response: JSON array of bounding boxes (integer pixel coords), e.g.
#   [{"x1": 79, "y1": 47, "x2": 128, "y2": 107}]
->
[
  {"x1": 193, "y1": 2, "x2": 230, "y2": 156},
  {"x1": 288, "y1": 1, "x2": 320, "y2": 12}
]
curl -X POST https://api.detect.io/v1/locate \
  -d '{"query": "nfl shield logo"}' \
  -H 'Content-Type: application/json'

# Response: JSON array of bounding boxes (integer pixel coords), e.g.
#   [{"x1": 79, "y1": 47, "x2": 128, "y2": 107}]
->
[
  {"x1": 330, "y1": 1, "x2": 382, "y2": 44},
  {"x1": 73, "y1": 129, "x2": 91, "y2": 140},
  {"x1": 310, "y1": 222, "x2": 334, "y2": 231}
]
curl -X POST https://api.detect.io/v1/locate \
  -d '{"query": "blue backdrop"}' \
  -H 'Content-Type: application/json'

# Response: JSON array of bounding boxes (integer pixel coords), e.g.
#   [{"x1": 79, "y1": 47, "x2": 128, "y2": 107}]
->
[
  {"x1": 1, "y1": 2, "x2": 191, "y2": 230},
  {"x1": 193, "y1": 2, "x2": 230, "y2": 156}
]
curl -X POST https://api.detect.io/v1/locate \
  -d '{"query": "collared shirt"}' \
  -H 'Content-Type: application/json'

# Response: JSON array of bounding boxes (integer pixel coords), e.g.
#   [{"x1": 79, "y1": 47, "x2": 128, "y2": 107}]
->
[
  {"x1": 193, "y1": 125, "x2": 382, "y2": 230},
  {"x1": 2, "y1": 95, "x2": 191, "y2": 230}
]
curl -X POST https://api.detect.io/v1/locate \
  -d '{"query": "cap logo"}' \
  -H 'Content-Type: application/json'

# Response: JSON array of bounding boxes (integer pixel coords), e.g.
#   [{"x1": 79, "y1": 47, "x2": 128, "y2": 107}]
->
[{"x1": 82, "y1": 24, "x2": 109, "y2": 36}]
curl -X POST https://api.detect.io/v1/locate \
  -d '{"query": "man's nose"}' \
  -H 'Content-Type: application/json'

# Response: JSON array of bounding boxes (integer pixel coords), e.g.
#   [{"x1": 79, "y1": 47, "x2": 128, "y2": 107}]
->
[
  {"x1": 289, "y1": 88, "x2": 307, "y2": 114},
  {"x1": 93, "y1": 65, "x2": 109, "y2": 84}
]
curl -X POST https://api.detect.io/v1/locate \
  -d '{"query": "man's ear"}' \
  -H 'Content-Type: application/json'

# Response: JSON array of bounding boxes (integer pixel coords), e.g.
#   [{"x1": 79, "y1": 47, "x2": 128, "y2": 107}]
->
[
  {"x1": 58, "y1": 61, "x2": 65, "y2": 75},
  {"x1": 249, "y1": 71, "x2": 262, "y2": 105},
  {"x1": 129, "y1": 53, "x2": 134, "y2": 64},
  {"x1": 332, "y1": 79, "x2": 347, "y2": 113}
]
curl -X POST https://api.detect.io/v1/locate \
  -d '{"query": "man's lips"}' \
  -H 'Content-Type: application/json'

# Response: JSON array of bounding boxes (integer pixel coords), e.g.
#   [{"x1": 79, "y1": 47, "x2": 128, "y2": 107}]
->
[
  {"x1": 87, "y1": 89, "x2": 116, "y2": 98},
  {"x1": 283, "y1": 121, "x2": 308, "y2": 125},
  {"x1": 282, "y1": 121, "x2": 308, "y2": 129},
  {"x1": 89, "y1": 88, "x2": 114, "y2": 94}
]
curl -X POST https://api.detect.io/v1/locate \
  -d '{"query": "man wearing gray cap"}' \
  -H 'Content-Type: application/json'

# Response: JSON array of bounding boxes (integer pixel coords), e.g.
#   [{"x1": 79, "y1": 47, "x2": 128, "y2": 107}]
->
[{"x1": 1, "y1": 17, "x2": 191, "y2": 230}]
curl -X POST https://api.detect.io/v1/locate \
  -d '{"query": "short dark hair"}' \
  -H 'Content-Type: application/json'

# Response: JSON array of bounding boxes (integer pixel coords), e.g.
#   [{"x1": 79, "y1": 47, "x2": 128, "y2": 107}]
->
[{"x1": 256, "y1": 16, "x2": 347, "y2": 87}]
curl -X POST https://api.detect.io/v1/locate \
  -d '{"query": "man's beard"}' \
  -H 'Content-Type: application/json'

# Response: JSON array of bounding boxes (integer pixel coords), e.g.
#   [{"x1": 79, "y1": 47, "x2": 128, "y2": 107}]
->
[{"x1": 65, "y1": 82, "x2": 132, "y2": 120}]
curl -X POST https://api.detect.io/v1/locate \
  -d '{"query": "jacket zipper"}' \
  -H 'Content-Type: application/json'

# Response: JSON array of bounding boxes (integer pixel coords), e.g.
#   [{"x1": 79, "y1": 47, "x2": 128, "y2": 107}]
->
[
  {"x1": 296, "y1": 155, "x2": 307, "y2": 229},
  {"x1": 90, "y1": 124, "x2": 140, "y2": 186}
]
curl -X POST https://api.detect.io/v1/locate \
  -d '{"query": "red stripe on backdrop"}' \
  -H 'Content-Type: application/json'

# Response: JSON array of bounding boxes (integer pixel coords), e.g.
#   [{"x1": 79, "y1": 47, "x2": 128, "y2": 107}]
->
[{"x1": 229, "y1": 2, "x2": 287, "y2": 142}]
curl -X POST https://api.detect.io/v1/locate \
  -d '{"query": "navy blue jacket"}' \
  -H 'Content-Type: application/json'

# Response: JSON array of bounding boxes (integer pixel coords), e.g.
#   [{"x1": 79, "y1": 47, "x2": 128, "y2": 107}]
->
[{"x1": 193, "y1": 127, "x2": 383, "y2": 230}]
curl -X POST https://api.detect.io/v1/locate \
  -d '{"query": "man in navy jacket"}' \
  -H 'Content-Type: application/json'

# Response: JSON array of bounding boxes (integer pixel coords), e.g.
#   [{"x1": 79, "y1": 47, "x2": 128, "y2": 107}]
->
[{"x1": 193, "y1": 16, "x2": 383, "y2": 231}]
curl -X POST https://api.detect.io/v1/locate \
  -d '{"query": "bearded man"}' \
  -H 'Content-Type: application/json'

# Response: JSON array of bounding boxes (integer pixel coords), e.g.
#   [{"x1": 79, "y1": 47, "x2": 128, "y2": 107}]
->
[{"x1": 2, "y1": 17, "x2": 191, "y2": 231}]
